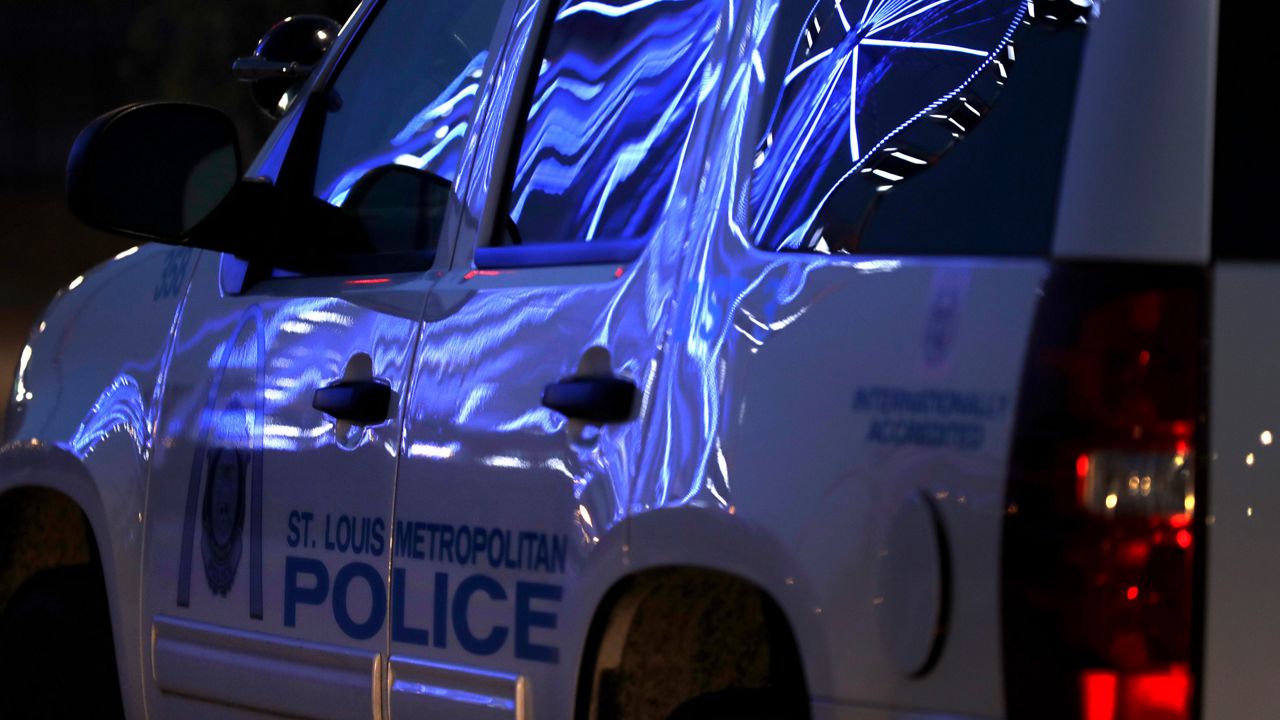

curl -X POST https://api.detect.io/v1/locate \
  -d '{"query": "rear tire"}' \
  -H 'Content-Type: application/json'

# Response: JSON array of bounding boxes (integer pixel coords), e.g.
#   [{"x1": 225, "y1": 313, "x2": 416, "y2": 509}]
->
[
  {"x1": 666, "y1": 687, "x2": 807, "y2": 720},
  {"x1": 0, "y1": 564, "x2": 124, "y2": 719}
]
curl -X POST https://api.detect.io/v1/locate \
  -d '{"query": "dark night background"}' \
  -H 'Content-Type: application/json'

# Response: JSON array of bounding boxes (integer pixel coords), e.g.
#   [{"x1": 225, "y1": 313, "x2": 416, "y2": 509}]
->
[{"x1": 0, "y1": 0, "x2": 357, "y2": 421}]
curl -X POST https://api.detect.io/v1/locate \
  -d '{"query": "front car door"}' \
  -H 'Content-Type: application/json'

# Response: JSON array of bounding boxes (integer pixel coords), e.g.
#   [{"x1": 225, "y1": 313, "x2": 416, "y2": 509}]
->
[{"x1": 140, "y1": 1, "x2": 510, "y2": 716}]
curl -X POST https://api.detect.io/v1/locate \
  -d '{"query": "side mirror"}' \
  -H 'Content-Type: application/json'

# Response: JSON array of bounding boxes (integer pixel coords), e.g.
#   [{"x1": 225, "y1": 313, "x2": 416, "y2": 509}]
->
[
  {"x1": 66, "y1": 103, "x2": 241, "y2": 241},
  {"x1": 340, "y1": 164, "x2": 452, "y2": 253},
  {"x1": 233, "y1": 16, "x2": 340, "y2": 118}
]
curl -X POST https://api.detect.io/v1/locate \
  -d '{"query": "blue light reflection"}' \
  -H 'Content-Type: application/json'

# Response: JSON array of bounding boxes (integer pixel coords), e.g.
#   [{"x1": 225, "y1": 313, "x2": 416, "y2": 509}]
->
[
  {"x1": 750, "y1": 0, "x2": 1025, "y2": 250},
  {"x1": 322, "y1": 52, "x2": 488, "y2": 206},
  {"x1": 509, "y1": 0, "x2": 721, "y2": 246}
]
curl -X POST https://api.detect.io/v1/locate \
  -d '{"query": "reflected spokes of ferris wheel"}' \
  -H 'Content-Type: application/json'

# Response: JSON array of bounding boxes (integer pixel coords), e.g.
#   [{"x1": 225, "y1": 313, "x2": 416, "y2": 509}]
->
[
  {"x1": 751, "y1": 0, "x2": 1022, "y2": 248},
  {"x1": 784, "y1": 0, "x2": 1017, "y2": 166},
  {"x1": 752, "y1": 0, "x2": 1094, "y2": 252}
]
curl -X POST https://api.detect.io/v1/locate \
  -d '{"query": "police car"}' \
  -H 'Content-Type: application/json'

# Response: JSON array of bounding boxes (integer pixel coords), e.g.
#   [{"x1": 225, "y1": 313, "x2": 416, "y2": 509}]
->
[{"x1": 0, "y1": 0, "x2": 1263, "y2": 718}]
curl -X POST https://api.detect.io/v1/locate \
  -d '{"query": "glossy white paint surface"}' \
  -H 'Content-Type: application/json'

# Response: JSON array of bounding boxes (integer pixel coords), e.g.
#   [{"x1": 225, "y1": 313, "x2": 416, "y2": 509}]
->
[
  {"x1": 0, "y1": 2, "x2": 1235, "y2": 720},
  {"x1": 631, "y1": 253, "x2": 1044, "y2": 715},
  {"x1": 152, "y1": 615, "x2": 382, "y2": 719},
  {"x1": 1054, "y1": 0, "x2": 1219, "y2": 263},
  {"x1": 138, "y1": 257, "x2": 429, "y2": 719},
  {"x1": 1203, "y1": 263, "x2": 1280, "y2": 720},
  {"x1": 388, "y1": 656, "x2": 527, "y2": 719},
  {"x1": 1, "y1": 244, "x2": 201, "y2": 720}
]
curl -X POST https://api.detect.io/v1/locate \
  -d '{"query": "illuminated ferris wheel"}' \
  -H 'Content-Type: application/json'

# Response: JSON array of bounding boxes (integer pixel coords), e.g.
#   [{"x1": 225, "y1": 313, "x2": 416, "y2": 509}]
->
[{"x1": 750, "y1": 0, "x2": 1095, "y2": 253}]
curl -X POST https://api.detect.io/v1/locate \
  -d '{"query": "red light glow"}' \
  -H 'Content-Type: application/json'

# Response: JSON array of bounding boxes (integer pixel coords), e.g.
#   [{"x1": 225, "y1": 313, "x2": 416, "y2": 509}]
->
[
  {"x1": 463, "y1": 270, "x2": 503, "y2": 281},
  {"x1": 1176, "y1": 529, "x2": 1193, "y2": 549},
  {"x1": 615, "y1": 266, "x2": 625, "y2": 278},
  {"x1": 1080, "y1": 668, "x2": 1191, "y2": 720},
  {"x1": 1076, "y1": 453, "x2": 1091, "y2": 505},
  {"x1": 1118, "y1": 540, "x2": 1150, "y2": 565},
  {"x1": 1082, "y1": 671, "x2": 1119, "y2": 720},
  {"x1": 1127, "y1": 667, "x2": 1191, "y2": 718},
  {"x1": 1007, "y1": 283, "x2": 1199, "y2": 720},
  {"x1": 345, "y1": 277, "x2": 390, "y2": 285}
]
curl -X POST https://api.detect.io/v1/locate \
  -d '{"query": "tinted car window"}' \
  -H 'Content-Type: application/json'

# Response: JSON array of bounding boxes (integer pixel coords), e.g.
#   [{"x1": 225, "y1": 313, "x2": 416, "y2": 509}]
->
[
  {"x1": 750, "y1": 0, "x2": 1091, "y2": 256},
  {"x1": 497, "y1": 0, "x2": 720, "y2": 253},
  {"x1": 310, "y1": 0, "x2": 506, "y2": 256}
]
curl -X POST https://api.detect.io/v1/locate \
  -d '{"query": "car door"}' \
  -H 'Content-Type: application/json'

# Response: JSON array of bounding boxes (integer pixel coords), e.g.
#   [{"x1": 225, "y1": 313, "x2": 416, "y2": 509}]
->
[
  {"x1": 383, "y1": 0, "x2": 727, "y2": 716},
  {"x1": 627, "y1": 1, "x2": 1098, "y2": 715},
  {"x1": 139, "y1": 1, "x2": 511, "y2": 717}
]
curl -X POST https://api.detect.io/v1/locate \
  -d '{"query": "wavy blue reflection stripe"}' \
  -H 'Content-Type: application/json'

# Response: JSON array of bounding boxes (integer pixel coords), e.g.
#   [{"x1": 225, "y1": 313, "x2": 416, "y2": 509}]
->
[
  {"x1": 634, "y1": 0, "x2": 903, "y2": 508},
  {"x1": 457, "y1": 0, "x2": 540, "y2": 222},
  {"x1": 320, "y1": 52, "x2": 488, "y2": 205},
  {"x1": 70, "y1": 374, "x2": 148, "y2": 459},
  {"x1": 391, "y1": 54, "x2": 487, "y2": 146},
  {"x1": 510, "y1": 0, "x2": 719, "y2": 245},
  {"x1": 557, "y1": 0, "x2": 685, "y2": 19}
]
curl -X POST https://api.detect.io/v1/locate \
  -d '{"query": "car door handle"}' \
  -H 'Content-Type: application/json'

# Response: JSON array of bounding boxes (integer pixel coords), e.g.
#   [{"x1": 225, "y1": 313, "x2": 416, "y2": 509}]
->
[
  {"x1": 541, "y1": 375, "x2": 637, "y2": 425},
  {"x1": 313, "y1": 379, "x2": 392, "y2": 425}
]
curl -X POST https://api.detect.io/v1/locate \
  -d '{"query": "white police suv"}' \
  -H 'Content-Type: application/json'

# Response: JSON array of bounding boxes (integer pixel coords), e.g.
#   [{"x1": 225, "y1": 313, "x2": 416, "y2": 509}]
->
[{"x1": 0, "y1": 0, "x2": 1262, "y2": 718}]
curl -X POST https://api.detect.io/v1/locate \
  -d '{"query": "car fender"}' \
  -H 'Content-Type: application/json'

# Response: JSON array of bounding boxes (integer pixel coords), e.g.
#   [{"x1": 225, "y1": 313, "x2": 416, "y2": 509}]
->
[
  {"x1": 622, "y1": 505, "x2": 832, "y2": 700},
  {"x1": 3, "y1": 243, "x2": 199, "y2": 720}
]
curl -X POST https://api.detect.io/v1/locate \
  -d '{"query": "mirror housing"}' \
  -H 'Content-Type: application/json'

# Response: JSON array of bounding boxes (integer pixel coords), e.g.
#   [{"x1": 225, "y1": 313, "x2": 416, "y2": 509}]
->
[
  {"x1": 66, "y1": 102, "x2": 241, "y2": 241},
  {"x1": 233, "y1": 16, "x2": 340, "y2": 118},
  {"x1": 65, "y1": 102, "x2": 404, "y2": 272}
]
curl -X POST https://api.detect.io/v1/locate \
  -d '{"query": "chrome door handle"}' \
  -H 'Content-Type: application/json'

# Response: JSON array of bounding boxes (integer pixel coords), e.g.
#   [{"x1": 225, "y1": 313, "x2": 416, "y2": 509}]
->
[
  {"x1": 541, "y1": 375, "x2": 637, "y2": 425},
  {"x1": 313, "y1": 379, "x2": 392, "y2": 425}
]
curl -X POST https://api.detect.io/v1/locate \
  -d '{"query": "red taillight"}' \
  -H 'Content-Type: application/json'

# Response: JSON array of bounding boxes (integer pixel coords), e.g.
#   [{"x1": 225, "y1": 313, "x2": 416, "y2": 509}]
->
[
  {"x1": 1004, "y1": 265, "x2": 1205, "y2": 720},
  {"x1": 1082, "y1": 667, "x2": 1192, "y2": 720}
]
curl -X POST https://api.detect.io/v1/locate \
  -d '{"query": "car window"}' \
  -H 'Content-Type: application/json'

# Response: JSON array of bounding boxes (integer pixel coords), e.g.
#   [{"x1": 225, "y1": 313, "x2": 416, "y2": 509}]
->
[
  {"x1": 310, "y1": 0, "x2": 507, "y2": 259},
  {"x1": 749, "y1": 0, "x2": 1092, "y2": 257},
  {"x1": 485, "y1": 0, "x2": 721, "y2": 263}
]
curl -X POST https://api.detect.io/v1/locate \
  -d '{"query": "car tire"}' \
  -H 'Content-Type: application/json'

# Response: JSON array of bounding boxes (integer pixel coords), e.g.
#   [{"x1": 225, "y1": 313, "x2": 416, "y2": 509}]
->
[
  {"x1": 0, "y1": 564, "x2": 124, "y2": 719},
  {"x1": 665, "y1": 687, "x2": 808, "y2": 720}
]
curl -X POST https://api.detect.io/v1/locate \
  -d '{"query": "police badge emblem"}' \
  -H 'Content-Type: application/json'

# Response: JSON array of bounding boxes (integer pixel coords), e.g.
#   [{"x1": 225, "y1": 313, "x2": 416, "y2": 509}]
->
[
  {"x1": 200, "y1": 394, "x2": 250, "y2": 599},
  {"x1": 178, "y1": 315, "x2": 266, "y2": 618},
  {"x1": 202, "y1": 444, "x2": 248, "y2": 596}
]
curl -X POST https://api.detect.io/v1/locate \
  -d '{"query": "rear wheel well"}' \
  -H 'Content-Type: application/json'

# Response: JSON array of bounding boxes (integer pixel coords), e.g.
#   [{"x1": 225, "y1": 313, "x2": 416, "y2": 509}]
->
[
  {"x1": 0, "y1": 485, "x2": 96, "y2": 613},
  {"x1": 576, "y1": 567, "x2": 809, "y2": 720}
]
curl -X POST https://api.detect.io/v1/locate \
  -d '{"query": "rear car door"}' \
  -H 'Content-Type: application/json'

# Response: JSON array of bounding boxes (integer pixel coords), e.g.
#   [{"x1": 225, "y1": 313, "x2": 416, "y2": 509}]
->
[
  {"x1": 627, "y1": 1, "x2": 1104, "y2": 716},
  {"x1": 139, "y1": 2, "x2": 510, "y2": 716}
]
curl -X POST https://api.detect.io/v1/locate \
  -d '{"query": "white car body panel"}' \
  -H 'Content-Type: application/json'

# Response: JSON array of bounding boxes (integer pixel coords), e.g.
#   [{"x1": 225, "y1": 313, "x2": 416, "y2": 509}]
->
[
  {"x1": 645, "y1": 255, "x2": 1044, "y2": 714},
  {"x1": 138, "y1": 257, "x2": 430, "y2": 719},
  {"x1": 1203, "y1": 263, "x2": 1280, "y2": 720},
  {"x1": 1054, "y1": 0, "x2": 1219, "y2": 264},
  {"x1": 2, "y1": 244, "x2": 200, "y2": 719},
  {"x1": 0, "y1": 1, "x2": 1242, "y2": 719}
]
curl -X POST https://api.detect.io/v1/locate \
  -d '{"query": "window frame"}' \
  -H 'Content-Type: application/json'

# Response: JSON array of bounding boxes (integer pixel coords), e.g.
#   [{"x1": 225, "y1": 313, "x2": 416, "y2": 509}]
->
[
  {"x1": 230, "y1": 0, "x2": 521, "y2": 285},
  {"x1": 457, "y1": 0, "x2": 725, "y2": 271}
]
